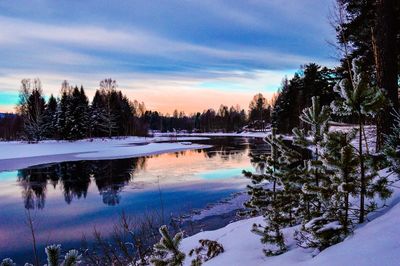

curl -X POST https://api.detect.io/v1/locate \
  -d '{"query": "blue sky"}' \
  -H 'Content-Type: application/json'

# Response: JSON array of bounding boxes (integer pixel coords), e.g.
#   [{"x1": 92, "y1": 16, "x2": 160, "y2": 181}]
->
[{"x1": 0, "y1": 0, "x2": 336, "y2": 113}]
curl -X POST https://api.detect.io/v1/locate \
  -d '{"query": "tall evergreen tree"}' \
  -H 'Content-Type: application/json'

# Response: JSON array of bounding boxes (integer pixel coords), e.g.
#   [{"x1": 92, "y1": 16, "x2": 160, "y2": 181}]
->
[
  {"x1": 67, "y1": 86, "x2": 89, "y2": 140},
  {"x1": 331, "y1": 58, "x2": 386, "y2": 223},
  {"x1": 42, "y1": 94, "x2": 58, "y2": 139},
  {"x1": 272, "y1": 64, "x2": 335, "y2": 133}
]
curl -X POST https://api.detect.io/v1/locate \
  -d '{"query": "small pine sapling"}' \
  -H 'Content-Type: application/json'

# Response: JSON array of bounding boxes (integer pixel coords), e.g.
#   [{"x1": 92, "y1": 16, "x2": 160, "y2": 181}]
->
[
  {"x1": 0, "y1": 259, "x2": 16, "y2": 266},
  {"x1": 292, "y1": 96, "x2": 331, "y2": 219},
  {"x1": 244, "y1": 128, "x2": 302, "y2": 256},
  {"x1": 45, "y1": 244, "x2": 61, "y2": 266},
  {"x1": 1, "y1": 245, "x2": 81, "y2": 266},
  {"x1": 322, "y1": 131, "x2": 358, "y2": 234},
  {"x1": 296, "y1": 132, "x2": 359, "y2": 253},
  {"x1": 62, "y1": 249, "x2": 82, "y2": 266},
  {"x1": 150, "y1": 225, "x2": 186, "y2": 266}
]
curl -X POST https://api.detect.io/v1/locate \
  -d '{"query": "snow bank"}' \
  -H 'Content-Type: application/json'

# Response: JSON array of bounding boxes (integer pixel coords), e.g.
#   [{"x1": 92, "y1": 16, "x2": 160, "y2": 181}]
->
[
  {"x1": 181, "y1": 216, "x2": 268, "y2": 265},
  {"x1": 303, "y1": 203, "x2": 400, "y2": 266},
  {"x1": 182, "y1": 204, "x2": 400, "y2": 266},
  {"x1": 182, "y1": 168, "x2": 400, "y2": 266}
]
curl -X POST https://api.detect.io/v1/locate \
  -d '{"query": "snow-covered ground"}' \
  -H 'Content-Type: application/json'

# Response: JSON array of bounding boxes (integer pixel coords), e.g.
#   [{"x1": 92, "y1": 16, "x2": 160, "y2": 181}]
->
[
  {"x1": 330, "y1": 124, "x2": 377, "y2": 154},
  {"x1": 0, "y1": 136, "x2": 210, "y2": 171},
  {"x1": 181, "y1": 168, "x2": 400, "y2": 266}
]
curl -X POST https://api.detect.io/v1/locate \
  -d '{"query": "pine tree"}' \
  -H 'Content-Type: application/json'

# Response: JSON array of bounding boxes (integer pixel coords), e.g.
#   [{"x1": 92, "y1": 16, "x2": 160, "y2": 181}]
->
[
  {"x1": 1, "y1": 244, "x2": 80, "y2": 266},
  {"x1": 63, "y1": 249, "x2": 81, "y2": 266},
  {"x1": 150, "y1": 225, "x2": 185, "y2": 266},
  {"x1": 0, "y1": 258, "x2": 16, "y2": 266},
  {"x1": 292, "y1": 96, "x2": 331, "y2": 218},
  {"x1": 244, "y1": 128, "x2": 302, "y2": 256},
  {"x1": 322, "y1": 131, "x2": 358, "y2": 234},
  {"x1": 45, "y1": 244, "x2": 61, "y2": 266},
  {"x1": 331, "y1": 57, "x2": 386, "y2": 223},
  {"x1": 68, "y1": 86, "x2": 89, "y2": 140},
  {"x1": 56, "y1": 89, "x2": 72, "y2": 140},
  {"x1": 42, "y1": 94, "x2": 58, "y2": 139},
  {"x1": 290, "y1": 96, "x2": 349, "y2": 252}
]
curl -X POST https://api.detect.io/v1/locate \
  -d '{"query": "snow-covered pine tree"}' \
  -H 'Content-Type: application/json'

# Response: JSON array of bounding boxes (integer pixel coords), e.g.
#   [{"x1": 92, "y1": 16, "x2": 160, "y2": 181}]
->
[
  {"x1": 67, "y1": 86, "x2": 89, "y2": 140},
  {"x1": 0, "y1": 258, "x2": 15, "y2": 266},
  {"x1": 88, "y1": 105, "x2": 108, "y2": 138},
  {"x1": 322, "y1": 131, "x2": 358, "y2": 234},
  {"x1": 62, "y1": 249, "x2": 82, "y2": 266},
  {"x1": 331, "y1": 57, "x2": 386, "y2": 223},
  {"x1": 56, "y1": 85, "x2": 72, "y2": 140},
  {"x1": 244, "y1": 128, "x2": 302, "y2": 256},
  {"x1": 1, "y1": 245, "x2": 81, "y2": 266},
  {"x1": 42, "y1": 94, "x2": 58, "y2": 139},
  {"x1": 292, "y1": 96, "x2": 331, "y2": 218},
  {"x1": 150, "y1": 225, "x2": 186, "y2": 266},
  {"x1": 45, "y1": 244, "x2": 61, "y2": 266},
  {"x1": 295, "y1": 131, "x2": 358, "y2": 252},
  {"x1": 44, "y1": 244, "x2": 81, "y2": 266},
  {"x1": 290, "y1": 96, "x2": 349, "y2": 252},
  {"x1": 91, "y1": 89, "x2": 118, "y2": 137}
]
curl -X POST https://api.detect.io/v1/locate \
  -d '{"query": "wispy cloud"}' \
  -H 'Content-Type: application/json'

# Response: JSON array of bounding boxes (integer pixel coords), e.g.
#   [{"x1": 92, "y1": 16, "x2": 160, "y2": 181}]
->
[
  {"x1": 0, "y1": 15, "x2": 326, "y2": 70},
  {"x1": 0, "y1": 0, "x2": 336, "y2": 112}
]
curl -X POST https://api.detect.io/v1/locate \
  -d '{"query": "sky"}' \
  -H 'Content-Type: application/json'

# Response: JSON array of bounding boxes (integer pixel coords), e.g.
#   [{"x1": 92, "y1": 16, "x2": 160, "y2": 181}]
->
[{"x1": 0, "y1": 0, "x2": 336, "y2": 114}]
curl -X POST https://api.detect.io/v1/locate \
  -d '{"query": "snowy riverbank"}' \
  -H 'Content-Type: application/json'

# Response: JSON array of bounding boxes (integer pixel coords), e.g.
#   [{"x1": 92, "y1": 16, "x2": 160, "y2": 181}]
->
[
  {"x1": 181, "y1": 168, "x2": 400, "y2": 266},
  {"x1": 0, "y1": 136, "x2": 211, "y2": 171}
]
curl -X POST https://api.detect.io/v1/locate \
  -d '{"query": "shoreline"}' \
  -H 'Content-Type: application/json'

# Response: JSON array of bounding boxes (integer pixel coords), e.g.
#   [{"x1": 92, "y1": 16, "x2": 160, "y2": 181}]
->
[{"x1": 0, "y1": 136, "x2": 211, "y2": 171}]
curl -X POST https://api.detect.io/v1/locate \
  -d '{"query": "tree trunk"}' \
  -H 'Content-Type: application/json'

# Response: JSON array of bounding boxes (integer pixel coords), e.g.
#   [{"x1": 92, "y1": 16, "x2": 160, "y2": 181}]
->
[
  {"x1": 359, "y1": 119, "x2": 366, "y2": 223},
  {"x1": 373, "y1": 0, "x2": 399, "y2": 150}
]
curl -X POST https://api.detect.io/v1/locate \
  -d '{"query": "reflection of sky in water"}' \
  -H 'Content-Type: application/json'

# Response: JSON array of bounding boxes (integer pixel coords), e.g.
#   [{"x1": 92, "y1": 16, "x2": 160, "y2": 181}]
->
[
  {"x1": 198, "y1": 167, "x2": 254, "y2": 180},
  {"x1": 0, "y1": 137, "x2": 270, "y2": 263}
]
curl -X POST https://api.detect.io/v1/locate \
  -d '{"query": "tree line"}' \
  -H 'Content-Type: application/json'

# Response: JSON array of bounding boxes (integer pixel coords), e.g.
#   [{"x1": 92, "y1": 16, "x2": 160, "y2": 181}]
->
[
  {"x1": 1, "y1": 79, "x2": 275, "y2": 141},
  {"x1": 14, "y1": 78, "x2": 149, "y2": 141}
]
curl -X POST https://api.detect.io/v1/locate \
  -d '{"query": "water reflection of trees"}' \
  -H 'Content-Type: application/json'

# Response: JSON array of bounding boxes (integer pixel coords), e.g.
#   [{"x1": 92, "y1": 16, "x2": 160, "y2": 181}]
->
[
  {"x1": 150, "y1": 137, "x2": 269, "y2": 162},
  {"x1": 17, "y1": 157, "x2": 147, "y2": 209},
  {"x1": 16, "y1": 137, "x2": 271, "y2": 209},
  {"x1": 202, "y1": 137, "x2": 270, "y2": 161}
]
